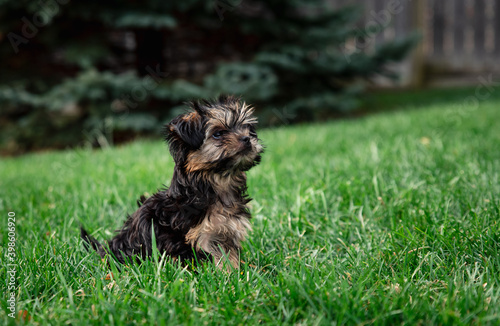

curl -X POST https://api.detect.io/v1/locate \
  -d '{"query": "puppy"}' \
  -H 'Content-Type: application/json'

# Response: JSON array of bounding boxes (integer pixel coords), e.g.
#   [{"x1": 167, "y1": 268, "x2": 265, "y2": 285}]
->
[{"x1": 81, "y1": 95, "x2": 263, "y2": 270}]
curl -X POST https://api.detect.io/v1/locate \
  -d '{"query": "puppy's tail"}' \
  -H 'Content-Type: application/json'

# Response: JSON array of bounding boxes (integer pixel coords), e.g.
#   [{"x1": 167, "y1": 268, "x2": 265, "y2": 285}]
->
[{"x1": 80, "y1": 227, "x2": 105, "y2": 256}]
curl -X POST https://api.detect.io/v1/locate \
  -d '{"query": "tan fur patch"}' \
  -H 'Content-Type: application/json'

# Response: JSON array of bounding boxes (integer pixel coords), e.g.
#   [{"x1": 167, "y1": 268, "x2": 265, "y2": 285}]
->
[
  {"x1": 206, "y1": 102, "x2": 257, "y2": 128},
  {"x1": 185, "y1": 140, "x2": 223, "y2": 172},
  {"x1": 185, "y1": 202, "x2": 251, "y2": 269},
  {"x1": 183, "y1": 111, "x2": 199, "y2": 121}
]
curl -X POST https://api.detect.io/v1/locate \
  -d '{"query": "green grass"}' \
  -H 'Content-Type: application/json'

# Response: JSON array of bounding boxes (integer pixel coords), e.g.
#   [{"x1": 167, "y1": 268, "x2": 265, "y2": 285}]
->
[
  {"x1": 1, "y1": 91, "x2": 500, "y2": 325},
  {"x1": 361, "y1": 85, "x2": 500, "y2": 113}
]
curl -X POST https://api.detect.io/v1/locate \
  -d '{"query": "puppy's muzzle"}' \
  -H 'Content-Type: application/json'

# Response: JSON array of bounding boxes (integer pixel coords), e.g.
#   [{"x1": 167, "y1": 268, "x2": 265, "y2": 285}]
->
[
  {"x1": 240, "y1": 136, "x2": 251, "y2": 147},
  {"x1": 239, "y1": 136, "x2": 252, "y2": 153}
]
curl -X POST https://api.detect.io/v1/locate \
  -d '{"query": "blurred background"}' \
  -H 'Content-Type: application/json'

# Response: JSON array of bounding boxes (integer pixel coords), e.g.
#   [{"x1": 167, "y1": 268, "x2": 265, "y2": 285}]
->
[{"x1": 0, "y1": 0, "x2": 498, "y2": 155}]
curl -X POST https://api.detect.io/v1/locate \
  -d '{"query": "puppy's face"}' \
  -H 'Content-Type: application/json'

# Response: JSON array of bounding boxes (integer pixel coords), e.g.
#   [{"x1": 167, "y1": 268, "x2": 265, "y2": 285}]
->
[{"x1": 166, "y1": 96, "x2": 263, "y2": 174}]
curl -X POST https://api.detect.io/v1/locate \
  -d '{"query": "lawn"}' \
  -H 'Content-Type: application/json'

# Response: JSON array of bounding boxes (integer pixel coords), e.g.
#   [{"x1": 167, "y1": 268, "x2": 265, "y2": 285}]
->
[{"x1": 1, "y1": 89, "x2": 500, "y2": 325}]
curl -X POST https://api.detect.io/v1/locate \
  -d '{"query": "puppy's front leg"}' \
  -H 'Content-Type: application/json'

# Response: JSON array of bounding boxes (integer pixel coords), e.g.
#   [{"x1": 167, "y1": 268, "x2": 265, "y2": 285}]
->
[
  {"x1": 186, "y1": 227, "x2": 240, "y2": 270},
  {"x1": 207, "y1": 240, "x2": 240, "y2": 271}
]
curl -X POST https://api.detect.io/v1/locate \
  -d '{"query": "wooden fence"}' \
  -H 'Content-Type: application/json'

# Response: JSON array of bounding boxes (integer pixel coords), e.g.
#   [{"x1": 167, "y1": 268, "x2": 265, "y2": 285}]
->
[{"x1": 331, "y1": 0, "x2": 500, "y2": 86}]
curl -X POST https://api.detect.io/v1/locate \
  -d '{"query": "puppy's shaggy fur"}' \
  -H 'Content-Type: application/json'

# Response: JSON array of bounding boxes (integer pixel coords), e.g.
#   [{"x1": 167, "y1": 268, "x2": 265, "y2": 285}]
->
[{"x1": 81, "y1": 96, "x2": 263, "y2": 270}]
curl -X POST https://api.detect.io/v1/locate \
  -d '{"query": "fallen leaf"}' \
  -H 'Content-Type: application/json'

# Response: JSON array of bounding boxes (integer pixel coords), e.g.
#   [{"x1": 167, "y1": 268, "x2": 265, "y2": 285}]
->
[
  {"x1": 17, "y1": 310, "x2": 31, "y2": 321},
  {"x1": 419, "y1": 137, "x2": 430, "y2": 146}
]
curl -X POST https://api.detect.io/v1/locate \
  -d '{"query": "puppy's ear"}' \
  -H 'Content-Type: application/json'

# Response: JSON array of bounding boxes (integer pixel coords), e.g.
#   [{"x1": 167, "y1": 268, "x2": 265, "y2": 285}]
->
[{"x1": 165, "y1": 111, "x2": 206, "y2": 164}]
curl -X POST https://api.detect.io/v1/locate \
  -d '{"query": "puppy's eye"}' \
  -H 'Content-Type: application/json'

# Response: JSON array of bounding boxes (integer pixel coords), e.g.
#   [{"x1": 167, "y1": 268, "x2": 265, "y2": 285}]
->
[{"x1": 212, "y1": 130, "x2": 226, "y2": 140}]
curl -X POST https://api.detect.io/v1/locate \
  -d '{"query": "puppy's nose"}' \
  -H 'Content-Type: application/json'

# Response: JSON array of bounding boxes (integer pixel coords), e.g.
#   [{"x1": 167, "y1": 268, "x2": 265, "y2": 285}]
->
[{"x1": 240, "y1": 136, "x2": 251, "y2": 146}]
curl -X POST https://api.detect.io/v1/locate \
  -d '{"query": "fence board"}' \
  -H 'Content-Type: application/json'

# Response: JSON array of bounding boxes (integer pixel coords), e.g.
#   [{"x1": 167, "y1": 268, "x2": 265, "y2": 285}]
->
[
  {"x1": 331, "y1": 0, "x2": 500, "y2": 83},
  {"x1": 394, "y1": 2, "x2": 411, "y2": 40},
  {"x1": 495, "y1": 0, "x2": 500, "y2": 55},
  {"x1": 432, "y1": 0, "x2": 445, "y2": 56},
  {"x1": 474, "y1": 0, "x2": 486, "y2": 55},
  {"x1": 373, "y1": 0, "x2": 385, "y2": 45},
  {"x1": 453, "y1": 0, "x2": 466, "y2": 55}
]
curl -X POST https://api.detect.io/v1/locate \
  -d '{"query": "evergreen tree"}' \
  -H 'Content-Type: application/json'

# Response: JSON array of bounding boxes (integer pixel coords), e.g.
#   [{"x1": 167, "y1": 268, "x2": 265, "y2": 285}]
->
[{"x1": 0, "y1": 0, "x2": 416, "y2": 153}]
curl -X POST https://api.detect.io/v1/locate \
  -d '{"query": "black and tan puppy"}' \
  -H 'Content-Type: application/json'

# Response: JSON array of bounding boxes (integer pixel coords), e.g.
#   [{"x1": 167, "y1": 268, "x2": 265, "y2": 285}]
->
[{"x1": 81, "y1": 95, "x2": 263, "y2": 270}]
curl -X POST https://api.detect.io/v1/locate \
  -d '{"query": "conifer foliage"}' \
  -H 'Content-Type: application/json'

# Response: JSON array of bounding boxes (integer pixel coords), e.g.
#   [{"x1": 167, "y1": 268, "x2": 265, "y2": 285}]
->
[{"x1": 0, "y1": 0, "x2": 415, "y2": 153}]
